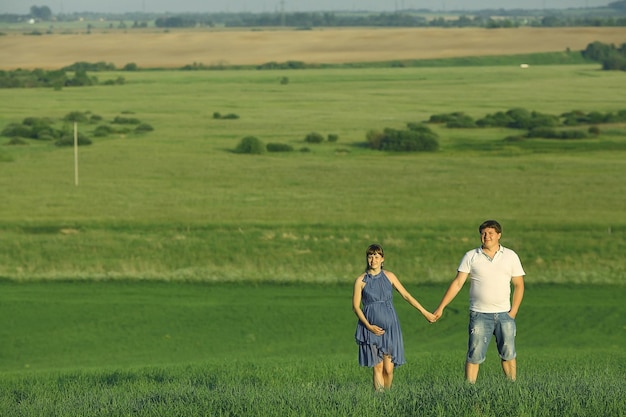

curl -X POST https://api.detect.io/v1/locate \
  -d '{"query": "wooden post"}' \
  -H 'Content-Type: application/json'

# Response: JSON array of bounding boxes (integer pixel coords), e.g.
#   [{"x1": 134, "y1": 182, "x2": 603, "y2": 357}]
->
[{"x1": 74, "y1": 122, "x2": 79, "y2": 186}]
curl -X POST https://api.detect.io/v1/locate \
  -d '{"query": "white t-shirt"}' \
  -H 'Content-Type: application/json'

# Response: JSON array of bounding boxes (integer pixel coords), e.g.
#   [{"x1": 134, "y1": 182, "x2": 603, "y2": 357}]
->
[{"x1": 457, "y1": 245, "x2": 525, "y2": 313}]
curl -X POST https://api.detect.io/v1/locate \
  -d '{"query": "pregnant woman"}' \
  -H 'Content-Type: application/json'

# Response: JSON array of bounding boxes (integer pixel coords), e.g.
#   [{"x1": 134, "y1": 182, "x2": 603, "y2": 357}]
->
[{"x1": 352, "y1": 243, "x2": 436, "y2": 391}]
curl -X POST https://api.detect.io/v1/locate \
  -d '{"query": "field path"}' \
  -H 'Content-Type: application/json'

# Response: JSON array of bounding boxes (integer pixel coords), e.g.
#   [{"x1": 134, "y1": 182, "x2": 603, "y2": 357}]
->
[{"x1": 1, "y1": 27, "x2": 626, "y2": 69}]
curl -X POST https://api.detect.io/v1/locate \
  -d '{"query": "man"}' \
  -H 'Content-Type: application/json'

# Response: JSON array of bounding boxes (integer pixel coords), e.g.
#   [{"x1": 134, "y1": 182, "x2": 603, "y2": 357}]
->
[{"x1": 433, "y1": 220, "x2": 525, "y2": 383}]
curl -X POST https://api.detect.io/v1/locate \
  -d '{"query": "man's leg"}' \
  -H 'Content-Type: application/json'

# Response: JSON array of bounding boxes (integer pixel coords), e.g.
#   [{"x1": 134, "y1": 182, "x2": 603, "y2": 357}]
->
[
  {"x1": 466, "y1": 312, "x2": 492, "y2": 383},
  {"x1": 465, "y1": 362, "x2": 480, "y2": 383},
  {"x1": 496, "y1": 313, "x2": 517, "y2": 381},
  {"x1": 501, "y1": 358, "x2": 516, "y2": 381}
]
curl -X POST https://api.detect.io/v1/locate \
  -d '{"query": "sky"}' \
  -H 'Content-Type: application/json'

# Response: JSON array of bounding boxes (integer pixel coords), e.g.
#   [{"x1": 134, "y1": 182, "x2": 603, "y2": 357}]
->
[{"x1": 0, "y1": 1, "x2": 613, "y2": 14}]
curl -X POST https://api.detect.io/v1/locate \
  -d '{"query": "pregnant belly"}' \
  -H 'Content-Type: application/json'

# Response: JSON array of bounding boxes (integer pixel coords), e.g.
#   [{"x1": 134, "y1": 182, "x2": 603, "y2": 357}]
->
[{"x1": 366, "y1": 305, "x2": 396, "y2": 329}]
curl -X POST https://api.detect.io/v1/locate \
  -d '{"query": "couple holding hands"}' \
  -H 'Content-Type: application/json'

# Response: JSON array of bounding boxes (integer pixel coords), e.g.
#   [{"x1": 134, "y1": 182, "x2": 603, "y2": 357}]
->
[{"x1": 352, "y1": 220, "x2": 525, "y2": 390}]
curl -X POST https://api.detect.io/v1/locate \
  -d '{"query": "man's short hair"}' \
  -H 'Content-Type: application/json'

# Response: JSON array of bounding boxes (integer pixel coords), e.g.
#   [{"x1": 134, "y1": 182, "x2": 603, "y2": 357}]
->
[{"x1": 479, "y1": 220, "x2": 502, "y2": 234}]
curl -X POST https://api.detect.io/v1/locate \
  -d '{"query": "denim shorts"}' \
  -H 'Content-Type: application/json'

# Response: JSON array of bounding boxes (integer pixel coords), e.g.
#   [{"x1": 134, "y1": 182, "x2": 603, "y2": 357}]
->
[{"x1": 467, "y1": 311, "x2": 516, "y2": 364}]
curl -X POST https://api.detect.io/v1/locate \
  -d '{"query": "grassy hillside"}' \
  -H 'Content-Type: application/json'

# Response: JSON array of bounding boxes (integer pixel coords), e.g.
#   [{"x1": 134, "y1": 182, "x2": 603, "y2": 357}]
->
[{"x1": 1, "y1": 65, "x2": 625, "y2": 283}]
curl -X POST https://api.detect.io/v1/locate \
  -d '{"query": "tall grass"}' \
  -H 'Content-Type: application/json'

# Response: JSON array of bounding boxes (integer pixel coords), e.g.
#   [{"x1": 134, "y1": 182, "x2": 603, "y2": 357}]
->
[
  {"x1": 0, "y1": 281, "x2": 624, "y2": 416},
  {"x1": 1, "y1": 355, "x2": 624, "y2": 416}
]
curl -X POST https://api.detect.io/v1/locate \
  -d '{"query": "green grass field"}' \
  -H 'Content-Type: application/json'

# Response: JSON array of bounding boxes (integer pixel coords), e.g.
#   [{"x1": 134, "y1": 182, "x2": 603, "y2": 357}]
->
[
  {"x1": 1, "y1": 65, "x2": 625, "y2": 283},
  {"x1": 0, "y1": 281, "x2": 624, "y2": 416},
  {"x1": 0, "y1": 61, "x2": 625, "y2": 415}
]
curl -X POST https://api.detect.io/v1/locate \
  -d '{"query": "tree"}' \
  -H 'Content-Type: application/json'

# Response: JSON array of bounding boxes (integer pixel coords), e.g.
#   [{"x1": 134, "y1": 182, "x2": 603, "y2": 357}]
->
[
  {"x1": 608, "y1": 1, "x2": 626, "y2": 10},
  {"x1": 30, "y1": 5, "x2": 52, "y2": 21}
]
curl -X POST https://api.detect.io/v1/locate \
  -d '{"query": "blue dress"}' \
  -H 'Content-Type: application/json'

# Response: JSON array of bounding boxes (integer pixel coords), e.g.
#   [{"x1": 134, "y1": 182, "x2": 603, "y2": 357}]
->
[{"x1": 355, "y1": 270, "x2": 406, "y2": 367}]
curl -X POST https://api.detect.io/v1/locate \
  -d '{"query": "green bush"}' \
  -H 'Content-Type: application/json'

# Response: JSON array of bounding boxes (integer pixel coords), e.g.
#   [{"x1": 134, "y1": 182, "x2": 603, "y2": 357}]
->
[
  {"x1": 476, "y1": 111, "x2": 514, "y2": 127},
  {"x1": 213, "y1": 112, "x2": 239, "y2": 120},
  {"x1": 23, "y1": 116, "x2": 52, "y2": 126},
  {"x1": 527, "y1": 128, "x2": 588, "y2": 140},
  {"x1": 55, "y1": 132, "x2": 92, "y2": 147},
  {"x1": 446, "y1": 114, "x2": 477, "y2": 128},
  {"x1": 366, "y1": 129, "x2": 385, "y2": 150},
  {"x1": 6, "y1": 137, "x2": 28, "y2": 145},
  {"x1": 134, "y1": 123, "x2": 154, "y2": 133},
  {"x1": 266, "y1": 143, "x2": 294, "y2": 152},
  {"x1": 35, "y1": 128, "x2": 56, "y2": 140},
  {"x1": 368, "y1": 127, "x2": 439, "y2": 152},
  {"x1": 113, "y1": 116, "x2": 141, "y2": 125},
  {"x1": 505, "y1": 108, "x2": 533, "y2": 129},
  {"x1": 93, "y1": 125, "x2": 114, "y2": 137},
  {"x1": 235, "y1": 136, "x2": 264, "y2": 154},
  {"x1": 1, "y1": 123, "x2": 32, "y2": 138},
  {"x1": 304, "y1": 132, "x2": 324, "y2": 143},
  {"x1": 327, "y1": 134, "x2": 339, "y2": 142},
  {"x1": 64, "y1": 111, "x2": 89, "y2": 123}
]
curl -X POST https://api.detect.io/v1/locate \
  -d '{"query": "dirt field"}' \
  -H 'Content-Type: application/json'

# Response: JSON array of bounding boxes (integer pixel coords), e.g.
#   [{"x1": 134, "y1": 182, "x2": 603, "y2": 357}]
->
[{"x1": 1, "y1": 27, "x2": 626, "y2": 70}]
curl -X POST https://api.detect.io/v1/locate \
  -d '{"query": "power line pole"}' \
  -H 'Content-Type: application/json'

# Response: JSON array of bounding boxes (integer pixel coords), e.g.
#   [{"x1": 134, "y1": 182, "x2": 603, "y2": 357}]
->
[{"x1": 280, "y1": 0, "x2": 285, "y2": 27}]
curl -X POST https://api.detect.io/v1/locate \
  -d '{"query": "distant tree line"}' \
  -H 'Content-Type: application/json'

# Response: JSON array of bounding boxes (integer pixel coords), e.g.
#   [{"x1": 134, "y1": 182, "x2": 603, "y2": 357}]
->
[
  {"x1": 152, "y1": 11, "x2": 626, "y2": 29},
  {"x1": 2, "y1": 2, "x2": 626, "y2": 27},
  {"x1": 0, "y1": 66, "x2": 126, "y2": 89}
]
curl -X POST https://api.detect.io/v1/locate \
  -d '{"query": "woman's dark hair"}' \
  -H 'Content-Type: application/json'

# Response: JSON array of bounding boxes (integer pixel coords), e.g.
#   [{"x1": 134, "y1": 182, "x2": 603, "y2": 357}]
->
[{"x1": 365, "y1": 244, "x2": 384, "y2": 271}]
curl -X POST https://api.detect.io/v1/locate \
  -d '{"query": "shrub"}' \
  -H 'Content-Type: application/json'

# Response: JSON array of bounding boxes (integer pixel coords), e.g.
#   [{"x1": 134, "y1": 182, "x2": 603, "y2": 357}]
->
[
  {"x1": 505, "y1": 108, "x2": 533, "y2": 129},
  {"x1": 35, "y1": 128, "x2": 55, "y2": 141},
  {"x1": 23, "y1": 116, "x2": 52, "y2": 126},
  {"x1": 213, "y1": 112, "x2": 239, "y2": 120},
  {"x1": 134, "y1": 123, "x2": 154, "y2": 133},
  {"x1": 588, "y1": 126, "x2": 600, "y2": 136},
  {"x1": 427, "y1": 112, "x2": 476, "y2": 128},
  {"x1": 304, "y1": 132, "x2": 324, "y2": 143},
  {"x1": 446, "y1": 114, "x2": 477, "y2": 128},
  {"x1": 527, "y1": 127, "x2": 559, "y2": 139},
  {"x1": 266, "y1": 143, "x2": 293, "y2": 152},
  {"x1": 366, "y1": 129, "x2": 385, "y2": 150},
  {"x1": 560, "y1": 130, "x2": 588, "y2": 139},
  {"x1": 55, "y1": 132, "x2": 92, "y2": 147},
  {"x1": 369, "y1": 127, "x2": 439, "y2": 152},
  {"x1": 93, "y1": 125, "x2": 114, "y2": 137},
  {"x1": 1, "y1": 123, "x2": 32, "y2": 138},
  {"x1": 123, "y1": 63, "x2": 138, "y2": 71},
  {"x1": 235, "y1": 136, "x2": 264, "y2": 154},
  {"x1": 477, "y1": 111, "x2": 514, "y2": 128},
  {"x1": 528, "y1": 111, "x2": 560, "y2": 129},
  {"x1": 407, "y1": 123, "x2": 434, "y2": 133},
  {"x1": 327, "y1": 134, "x2": 339, "y2": 142},
  {"x1": 62, "y1": 61, "x2": 116, "y2": 72},
  {"x1": 64, "y1": 111, "x2": 89, "y2": 123},
  {"x1": 7, "y1": 137, "x2": 28, "y2": 145},
  {"x1": 527, "y1": 128, "x2": 588, "y2": 140},
  {"x1": 103, "y1": 77, "x2": 125, "y2": 85},
  {"x1": 428, "y1": 113, "x2": 456, "y2": 123},
  {"x1": 112, "y1": 116, "x2": 141, "y2": 124}
]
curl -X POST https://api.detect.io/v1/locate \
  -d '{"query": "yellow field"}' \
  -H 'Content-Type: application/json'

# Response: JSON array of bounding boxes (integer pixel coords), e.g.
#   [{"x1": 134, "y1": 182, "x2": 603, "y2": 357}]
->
[{"x1": 1, "y1": 27, "x2": 626, "y2": 70}]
